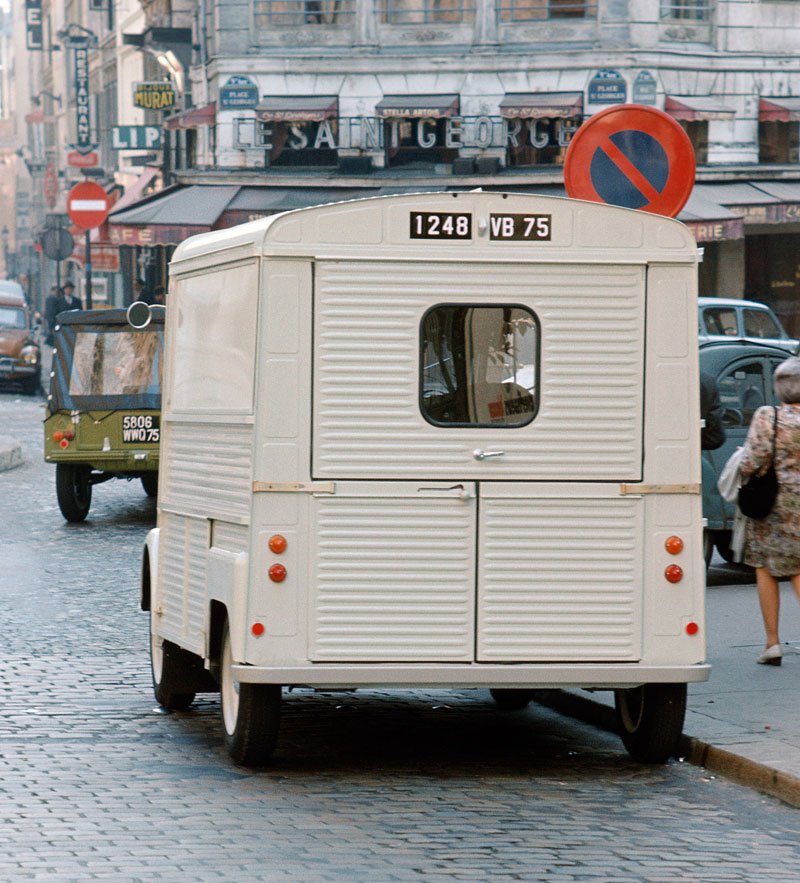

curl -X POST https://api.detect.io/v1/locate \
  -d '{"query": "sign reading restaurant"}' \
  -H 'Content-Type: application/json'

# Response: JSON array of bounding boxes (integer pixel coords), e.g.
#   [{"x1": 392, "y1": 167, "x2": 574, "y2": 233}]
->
[
  {"x1": 250, "y1": 115, "x2": 580, "y2": 152},
  {"x1": 133, "y1": 82, "x2": 176, "y2": 110}
]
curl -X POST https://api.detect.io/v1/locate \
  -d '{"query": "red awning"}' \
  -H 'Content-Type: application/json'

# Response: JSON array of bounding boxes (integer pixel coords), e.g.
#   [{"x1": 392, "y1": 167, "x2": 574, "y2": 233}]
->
[
  {"x1": 375, "y1": 94, "x2": 459, "y2": 119},
  {"x1": 499, "y1": 92, "x2": 583, "y2": 120},
  {"x1": 759, "y1": 97, "x2": 800, "y2": 123},
  {"x1": 664, "y1": 96, "x2": 736, "y2": 121},
  {"x1": 164, "y1": 102, "x2": 217, "y2": 130},
  {"x1": 255, "y1": 96, "x2": 338, "y2": 123}
]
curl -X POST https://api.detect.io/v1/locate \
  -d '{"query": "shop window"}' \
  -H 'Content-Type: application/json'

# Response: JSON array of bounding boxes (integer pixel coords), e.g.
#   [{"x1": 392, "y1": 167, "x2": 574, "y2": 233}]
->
[
  {"x1": 266, "y1": 120, "x2": 339, "y2": 167},
  {"x1": 717, "y1": 361, "x2": 766, "y2": 428},
  {"x1": 254, "y1": 0, "x2": 354, "y2": 26},
  {"x1": 385, "y1": 118, "x2": 458, "y2": 167},
  {"x1": 420, "y1": 305, "x2": 539, "y2": 427},
  {"x1": 380, "y1": 0, "x2": 475, "y2": 23},
  {"x1": 505, "y1": 117, "x2": 579, "y2": 167},
  {"x1": 659, "y1": 0, "x2": 711, "y2": 20},
  {"x1": 676, "y1": 120, "x2": 708, "y2": 163},
  {"x1": 758, "y1": 121, "x2": 800, "y2": 164},
  {"x1": 498, "y1": 0, "x2": 596, "y2": 21}
]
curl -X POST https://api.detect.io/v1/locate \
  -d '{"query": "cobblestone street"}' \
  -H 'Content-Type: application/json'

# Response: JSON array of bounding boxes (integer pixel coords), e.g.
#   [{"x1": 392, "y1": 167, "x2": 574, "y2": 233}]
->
[{"x1": 2, "y1": 393, "x2": 800, "y2": 881}]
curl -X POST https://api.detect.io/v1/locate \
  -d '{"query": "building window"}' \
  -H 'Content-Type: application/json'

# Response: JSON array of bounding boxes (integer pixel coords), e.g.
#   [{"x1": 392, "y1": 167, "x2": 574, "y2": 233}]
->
[
  {"x1": 759, "y1": 121, "x2": 800, "y2": 163},
  {"x1": 660, "y1": 0, "x2": 711, "y2": 20},
  {"x1": 380, "y1": 0, "x2": 475, "y2": 24},
  {"x1": 254, "y1": 0, "x2": 354, "y2": 26},
  {"x1": 266, "y1": 121, "x2": 339, "y2": 167},
  {"x1": 676, "y1": 120, "x2": 708, "y2": 163},
  {"x1": 498, "y1": 0, "x2": 597, "y2": 21},
  {"x1": 384, "y1": 118, "x2": 458, "y2": 167},
  {"x1": 420, "y1": 305, "x2": 538, "y2": 428}
]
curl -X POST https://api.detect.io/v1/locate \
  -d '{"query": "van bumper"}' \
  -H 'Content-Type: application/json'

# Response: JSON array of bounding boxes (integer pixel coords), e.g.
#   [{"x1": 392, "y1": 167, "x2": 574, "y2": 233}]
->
[{"x1": 232, "y1": 662, "x2": 711, "y2": 689}]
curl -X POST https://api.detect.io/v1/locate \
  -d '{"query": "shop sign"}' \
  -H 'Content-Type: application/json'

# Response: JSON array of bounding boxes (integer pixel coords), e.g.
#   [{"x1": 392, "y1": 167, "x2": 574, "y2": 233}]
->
[
  {"x1": 111, "y1": 125, "x2": 163, "y2": 149},
  {"x1": 73, "y1": 45, "x2": 95, "y2": 154},
  {"x1": 684, "y1": 218, "x2": 745, "y2": 243},
  {"x1": 25, "y1": 0, "x2": 42, "y2": 50},
  {"x1": 253, "y1": 115, "x2": 578, "y2": 153},
  {"x1": 220, "y1": 76, "x2": 259, "y2": 110},
  {"x1": 133, "y1": 82, "x2": 176, "y2": 111},
  {"x1": 67, "y1": 150, "x2": 99, "y2": 167},
  {"x1": 70, "y1": 243, "x2": 120, "y2": 272},
  {"x1": 632, "y1": 71, "x2": 657, "y2": 105},
  {"x1": 43, "y1": 162, "x2": 58, "y2": 209},
  {"x1": 737, "y1": 203, "x2": 800, "y2": 224},
  {"x1": 108, "y1": 224, "x2": 206, "y2": 246},
  {"x1": 587, "y1": 70, "x2": 628, "y2": 105}
]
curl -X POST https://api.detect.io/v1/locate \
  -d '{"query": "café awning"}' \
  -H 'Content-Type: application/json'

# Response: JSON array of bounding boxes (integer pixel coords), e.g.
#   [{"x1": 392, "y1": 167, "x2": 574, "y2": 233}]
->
[
  {"x1": 759, "y1": 96, "x2": 800, "y2": 123},
  {"x1": 498, "y1": 92, "x2": 583, "y2": 120},
  {"x1": 664, "y1": 96, "x2": 736, "y2": 121},
  {"x1": 255, "y1": 96, "x2": 338, "y2": 123},
  {"x1": 165, "y1": 102, "x2": 217, "y2": 130},
  {"x1": 375, "y1": 94, "x2": 460, "y2": 119}
]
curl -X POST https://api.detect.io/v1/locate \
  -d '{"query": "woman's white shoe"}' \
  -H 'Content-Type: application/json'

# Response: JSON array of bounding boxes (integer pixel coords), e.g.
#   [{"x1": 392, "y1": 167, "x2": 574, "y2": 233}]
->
[{"x1": 757, "y1": 644, "x2": 783, "y2": 666}]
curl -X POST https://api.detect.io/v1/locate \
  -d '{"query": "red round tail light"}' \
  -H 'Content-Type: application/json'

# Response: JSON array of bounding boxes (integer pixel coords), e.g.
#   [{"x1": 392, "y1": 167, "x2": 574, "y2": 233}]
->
[
  {"x1": 665, "y1": 535, "x2": 684, "y2": 555},
  {"x1": 268, "y1": 564, "x2": 287, "y2": 583},
  {"x1": 665, "y1": 564, "x2": 683, "y2": 583}
]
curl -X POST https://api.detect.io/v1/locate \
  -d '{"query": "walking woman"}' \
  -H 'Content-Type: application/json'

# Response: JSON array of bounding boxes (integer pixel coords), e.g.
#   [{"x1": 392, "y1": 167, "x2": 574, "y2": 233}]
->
[{"x1": 740, "y1": 356, "x2": 800, "y2": 665}]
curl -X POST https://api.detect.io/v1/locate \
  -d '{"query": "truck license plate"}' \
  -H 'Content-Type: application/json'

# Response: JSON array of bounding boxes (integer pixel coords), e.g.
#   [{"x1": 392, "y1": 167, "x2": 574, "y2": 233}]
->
[{"x1": 122, "y1": 415, "x2": 160, "y2": 444}]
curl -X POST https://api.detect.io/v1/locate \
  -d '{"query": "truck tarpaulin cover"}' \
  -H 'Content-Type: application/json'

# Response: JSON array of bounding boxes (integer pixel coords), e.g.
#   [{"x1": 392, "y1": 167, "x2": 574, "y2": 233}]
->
[{"x1": 49, "y1": 309, "x2": 164, "y2": 412}]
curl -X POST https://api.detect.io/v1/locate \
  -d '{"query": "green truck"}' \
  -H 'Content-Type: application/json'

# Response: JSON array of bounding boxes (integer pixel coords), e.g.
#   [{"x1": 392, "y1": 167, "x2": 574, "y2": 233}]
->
[{"x1": 44, "y1": 305, "x2": 164, "y2": 522}]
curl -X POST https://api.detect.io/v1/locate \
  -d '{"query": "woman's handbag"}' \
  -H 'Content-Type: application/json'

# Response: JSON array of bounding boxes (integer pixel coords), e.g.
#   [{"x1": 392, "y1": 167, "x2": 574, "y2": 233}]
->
[{"x1": 738, "y1": 407, "x2": 779, "y2": 520}]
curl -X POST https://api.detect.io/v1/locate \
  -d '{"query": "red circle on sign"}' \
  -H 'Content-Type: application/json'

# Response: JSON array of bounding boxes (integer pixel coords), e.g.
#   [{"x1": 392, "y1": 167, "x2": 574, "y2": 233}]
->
[
  {"x1": 67, "y1": 180, "x2": 110, "y2": 230},
  {"x1": 564, "y1": 104, "x2": 695, "y2": 218}
]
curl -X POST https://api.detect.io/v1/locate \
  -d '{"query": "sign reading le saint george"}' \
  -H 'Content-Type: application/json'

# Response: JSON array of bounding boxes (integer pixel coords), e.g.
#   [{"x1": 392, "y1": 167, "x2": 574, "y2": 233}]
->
[{"x1": 410, "y1": 212, "x2": 552, "y2": 241}]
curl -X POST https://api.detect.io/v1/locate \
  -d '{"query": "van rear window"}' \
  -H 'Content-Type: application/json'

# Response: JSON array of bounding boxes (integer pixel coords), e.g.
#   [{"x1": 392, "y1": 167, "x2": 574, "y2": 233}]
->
[{"x1": 420, "y1": 305, "x2": 538, "y2": 427}]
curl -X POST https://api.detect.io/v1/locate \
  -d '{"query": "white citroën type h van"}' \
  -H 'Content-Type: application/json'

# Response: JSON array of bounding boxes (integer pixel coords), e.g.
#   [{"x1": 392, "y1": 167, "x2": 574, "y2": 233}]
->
[{"x1": 141, "y1": 192, "x2": 709, "y2": 766}]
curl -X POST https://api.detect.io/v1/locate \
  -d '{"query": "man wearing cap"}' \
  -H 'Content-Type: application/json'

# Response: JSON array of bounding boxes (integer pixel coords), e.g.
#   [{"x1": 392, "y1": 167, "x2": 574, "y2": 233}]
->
[{"x1": 61, "y1": 282, "x2": 82, "y2": 312}]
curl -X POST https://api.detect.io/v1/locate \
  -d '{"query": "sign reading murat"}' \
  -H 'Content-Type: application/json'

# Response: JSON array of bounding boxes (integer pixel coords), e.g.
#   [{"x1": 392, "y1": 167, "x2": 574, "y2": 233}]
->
[{"x1": 133, "y1": 82, "x2": 176, "y2": 110}]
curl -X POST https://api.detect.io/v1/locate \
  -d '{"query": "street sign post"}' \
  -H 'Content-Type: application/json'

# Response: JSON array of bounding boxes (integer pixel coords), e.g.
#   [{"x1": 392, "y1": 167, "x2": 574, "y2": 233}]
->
[
  {"x1": 563, "y1": 104, "x2": 695, "y2": 218},
  {"x1": 67, "y1": 181, "x2": 110, "y2": 310}
]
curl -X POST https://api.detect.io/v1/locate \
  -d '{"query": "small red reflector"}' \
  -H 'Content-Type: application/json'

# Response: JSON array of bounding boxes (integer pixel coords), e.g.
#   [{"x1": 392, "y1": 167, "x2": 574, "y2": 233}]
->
[
  {"x1": 59, "y1": 439, "x2": 69, "y2": 449},
  {"x1": 65, "y1": 431, "x2": 75, "y2": 441},
  {"x1": 268, "y1": 534, "x2": 287, "y2": 554},
  {"x1": 686, "y1": 622, "x2": 699, "y2": 636},
  {"x1": 665, "y1": 535, "x2": 684, "y2": 555},
  {"x1": 251, "y1": 622, "x2": 265, "y2": 637},
  {"x1": 665, "y1": 564, "x2": 683, "y2": 583},
  {"x1": 269, "y1": 564, "x2": 287, "y2": 583},
  {"x1": 52, "y1": 431, "x2": 63, "y2": 442}
]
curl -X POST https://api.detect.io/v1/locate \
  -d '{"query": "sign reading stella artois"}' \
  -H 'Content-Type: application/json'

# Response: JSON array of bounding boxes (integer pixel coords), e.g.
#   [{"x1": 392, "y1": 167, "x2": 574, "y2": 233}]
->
[{"x1": 133, "y1": 82, "x2": 176, "y2": 110}]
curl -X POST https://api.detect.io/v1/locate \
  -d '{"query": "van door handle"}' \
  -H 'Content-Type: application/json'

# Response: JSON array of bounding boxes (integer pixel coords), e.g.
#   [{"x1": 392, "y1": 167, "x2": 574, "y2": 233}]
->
[
  {"x1": 417, "y1": 484, "x2": 474, "y2": 500},
  {"x1": 473, "y1": 449, "x2": 505, "y2": 461}
]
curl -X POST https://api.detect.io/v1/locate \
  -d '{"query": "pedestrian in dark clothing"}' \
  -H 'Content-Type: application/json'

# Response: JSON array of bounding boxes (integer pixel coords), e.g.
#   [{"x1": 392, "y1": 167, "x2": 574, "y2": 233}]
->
[
  {"x1": 152, "y1": 285, "x2": 166, "y2": 306},
  {"x1": 61, "y1": 282, "x2": 82, "y2": 311},
  {"x1": 701, "y1": 371, "x2": 726, "y2": 450},
  {"x1": 44, "y1": 285, "x2": 60, "y2": 345}
]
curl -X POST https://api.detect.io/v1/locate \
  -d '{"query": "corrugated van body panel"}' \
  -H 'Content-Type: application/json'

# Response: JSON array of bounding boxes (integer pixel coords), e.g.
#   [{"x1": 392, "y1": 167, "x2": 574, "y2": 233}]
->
[
  {"x1": 211, "y1": 521, "x2": 249, "y2": 553},
  {"x1": 157, "y1": 512, "x2": 210, "y2": 655},
  {"x1": 313, "y1": 260, "x2": 644, "y2": 480},
  {"x1": 160, "y1": 423, "x2": 253, "y2": 522},
  {"x1": 309, "y1": 483, "x2": 476, "y2": 661},
  {"x1": 477, "y1": 486, "x2": 642, "y2": 662}
]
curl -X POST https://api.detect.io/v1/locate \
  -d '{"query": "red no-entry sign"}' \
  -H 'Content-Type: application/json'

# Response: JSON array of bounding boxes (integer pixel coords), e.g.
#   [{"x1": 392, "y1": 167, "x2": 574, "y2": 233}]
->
[
  {"x1": 67, "y1": 180, "x2": 110, "y2": 229},
  {"x1": 564, "y1": 104, "x2": 696, "y2": 218}
]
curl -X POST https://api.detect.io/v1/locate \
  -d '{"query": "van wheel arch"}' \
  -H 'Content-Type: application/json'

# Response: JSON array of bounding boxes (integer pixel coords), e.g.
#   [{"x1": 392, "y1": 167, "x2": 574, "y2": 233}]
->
[{"x1": 140, "y1": 547, "x2": 151, "y2": 612}]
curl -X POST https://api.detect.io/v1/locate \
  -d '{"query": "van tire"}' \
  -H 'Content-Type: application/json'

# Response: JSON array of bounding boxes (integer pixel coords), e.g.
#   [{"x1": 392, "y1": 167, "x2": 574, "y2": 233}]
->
[
  {"x1": 141, "y1": 473, "x2": 158, "y2": 497},
  {"x1": 150, "y1": 614, "x2": 196, "y2": 711},
  {"x1": 614, "y1": 683, "x2": 687, "y2": 763},
  {"x1": 220, "y1": 623, "x2": 281, "y2": 766},
  {"x1": 55, "y1": 463, "x2": 92, "y2": 522},
  {"x1": 490, "y1": 688, "x2": 533, "y2": 711}
]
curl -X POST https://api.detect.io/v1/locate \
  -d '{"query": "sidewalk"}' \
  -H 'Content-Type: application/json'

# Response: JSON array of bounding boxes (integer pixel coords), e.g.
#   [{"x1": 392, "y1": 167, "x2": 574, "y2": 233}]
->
[{"x1": 544, "y1": 564, "x2": 800, "y2": 807}]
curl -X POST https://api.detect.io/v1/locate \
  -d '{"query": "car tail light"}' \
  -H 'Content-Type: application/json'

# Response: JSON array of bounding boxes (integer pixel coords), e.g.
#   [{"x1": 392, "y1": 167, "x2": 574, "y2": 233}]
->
[
  {"x1": 268, "y1": 534, "x2": 287, "y2": 554},
  {"x1": 665, "y1": 564, "x2": 683, "y2": 583},
  {"x1": 665, "y1": 535, "x2": 684, "y2": 555}
]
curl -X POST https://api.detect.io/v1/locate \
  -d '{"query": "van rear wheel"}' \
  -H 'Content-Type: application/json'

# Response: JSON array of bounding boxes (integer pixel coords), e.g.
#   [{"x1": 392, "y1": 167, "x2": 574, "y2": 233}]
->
[
  {"x1": 614, "y1": 683, "x2": 686, "y2": 763},
  {"x1": 141, "y1": 473, "x2": 158, "y2": 497},
  {"x1": 220, "y1": 623, "x2": 281, "y2": 765},
  {"x1": 55, "y1": 463, "x2": 92, "y2": 522},
  {"x1": 150, "y1": 611, "x2": 196, "y2": 711}
]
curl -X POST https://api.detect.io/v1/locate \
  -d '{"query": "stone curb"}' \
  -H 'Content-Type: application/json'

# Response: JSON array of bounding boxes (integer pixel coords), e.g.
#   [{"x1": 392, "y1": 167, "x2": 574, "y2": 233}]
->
[
  {"x1": 534, "y1": 689, "x2": 800, "y2": 809},
  {"x1": 0, "y1": 439, "x2": 23, "y2": 473}
]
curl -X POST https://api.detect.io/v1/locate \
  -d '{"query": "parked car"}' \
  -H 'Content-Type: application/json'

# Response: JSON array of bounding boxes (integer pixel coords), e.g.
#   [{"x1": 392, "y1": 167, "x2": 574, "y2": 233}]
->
[
  {"x1": 44, "y1": 305, "x2": 164, "y2": 522},
  {"x1": 0, "y1": 285, "x2": 41, "y2": 395},
  {"x1": 698, "y1": 296, "x2": 797, "y2": 348},
  {"x1": 700, "y1": 338, "x2": 797, "y2": 565}
]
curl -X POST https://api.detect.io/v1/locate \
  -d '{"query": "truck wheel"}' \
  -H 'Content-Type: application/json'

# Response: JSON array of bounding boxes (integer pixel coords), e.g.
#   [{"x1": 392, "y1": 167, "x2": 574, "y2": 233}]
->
[
  {"x1": 55, "y1": 463, "x2": 92, "y2": 522},
  {"x1": 150, "y1": 614, "x2": 196, "y2": 711},
  {"x1": 220, "y1": 623, "x2": 281, "y2": 765},
  {"x1": 22, "y1": 373, "x2": 40, "y2": 396},
  {"x1": 141, "y1": 473, "x2": 158, "y2": 497},
  {"x1": 614, "y1": 683, "x2": 687, "y2": 763},
  {"x1": 490, "y1": 688, "x2": 533, "y2": 711}
]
